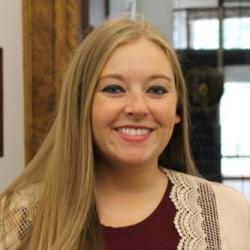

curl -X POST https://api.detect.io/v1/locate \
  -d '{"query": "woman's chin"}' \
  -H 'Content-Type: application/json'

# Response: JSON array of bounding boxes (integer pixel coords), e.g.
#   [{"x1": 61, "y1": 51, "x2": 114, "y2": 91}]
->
[{"x1": 114, "y1": 154, "x2": 155, "y2": 167}]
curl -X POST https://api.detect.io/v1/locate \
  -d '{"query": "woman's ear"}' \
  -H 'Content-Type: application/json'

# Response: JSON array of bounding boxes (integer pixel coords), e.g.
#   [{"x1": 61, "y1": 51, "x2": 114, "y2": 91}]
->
[{"x1": 174, "y1": 114, "x2": 181, "y2": 124}]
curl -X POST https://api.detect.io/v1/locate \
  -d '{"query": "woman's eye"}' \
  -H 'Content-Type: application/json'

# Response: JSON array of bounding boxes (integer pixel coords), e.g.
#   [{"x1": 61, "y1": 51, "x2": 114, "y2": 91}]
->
[
  {"x1": 147, "y1": 86, "x2": 168, "y2": 95},
  {"x1": 101, "y1": 85, "x2": 125, "y2": 94}
]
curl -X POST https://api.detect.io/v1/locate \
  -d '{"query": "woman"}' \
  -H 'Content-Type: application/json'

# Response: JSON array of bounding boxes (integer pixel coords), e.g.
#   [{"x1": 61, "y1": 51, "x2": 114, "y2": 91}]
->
[{"x1": 0, "y1": 16, "x2": 249, "y2": 250}]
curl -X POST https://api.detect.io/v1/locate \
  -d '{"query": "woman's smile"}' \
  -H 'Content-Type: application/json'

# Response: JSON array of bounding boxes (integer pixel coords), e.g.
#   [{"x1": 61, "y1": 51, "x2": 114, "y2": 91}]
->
[{"x1": 115, "y1": 125, "x2": 153, "y2": 142}]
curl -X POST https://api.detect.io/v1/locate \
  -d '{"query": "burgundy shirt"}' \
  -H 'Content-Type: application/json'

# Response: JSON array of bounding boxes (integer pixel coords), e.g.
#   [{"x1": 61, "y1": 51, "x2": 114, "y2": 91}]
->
[{"x1": 102, "y1": 181, "x2": 180, "y2": 250}]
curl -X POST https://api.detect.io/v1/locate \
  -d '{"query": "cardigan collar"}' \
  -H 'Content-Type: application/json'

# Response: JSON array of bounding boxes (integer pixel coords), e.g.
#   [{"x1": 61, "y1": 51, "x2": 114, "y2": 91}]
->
[{"x1": 165, "y1": 169, "x2": 222, "y2": 250}]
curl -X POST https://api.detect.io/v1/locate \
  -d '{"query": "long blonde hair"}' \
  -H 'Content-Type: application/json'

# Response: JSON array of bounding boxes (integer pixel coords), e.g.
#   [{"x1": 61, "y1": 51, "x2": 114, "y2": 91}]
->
[{"x1": 1, "y1": 16, "x2": 197, "y2": 249}]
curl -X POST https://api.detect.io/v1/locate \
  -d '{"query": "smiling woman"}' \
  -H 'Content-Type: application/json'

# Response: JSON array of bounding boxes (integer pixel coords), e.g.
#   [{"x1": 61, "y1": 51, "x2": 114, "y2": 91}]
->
[
  {"x1": 92, "y1": 38, "x2": 180, "y2": 170},
  {"x1": 0, "y1": 15, "x2": 250, "y2": 250}
]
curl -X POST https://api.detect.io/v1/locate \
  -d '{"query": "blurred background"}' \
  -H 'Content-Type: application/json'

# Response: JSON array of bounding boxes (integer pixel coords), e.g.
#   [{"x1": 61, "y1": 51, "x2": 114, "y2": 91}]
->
[{"x1": 0, "y1": 0, "x2": 249, "y2": 199}]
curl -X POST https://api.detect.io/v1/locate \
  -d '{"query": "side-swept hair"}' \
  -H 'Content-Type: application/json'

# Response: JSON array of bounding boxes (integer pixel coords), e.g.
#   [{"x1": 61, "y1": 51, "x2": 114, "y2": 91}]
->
[{"x1": 0, "y1": 15, "x2": 197, "y2": 249}]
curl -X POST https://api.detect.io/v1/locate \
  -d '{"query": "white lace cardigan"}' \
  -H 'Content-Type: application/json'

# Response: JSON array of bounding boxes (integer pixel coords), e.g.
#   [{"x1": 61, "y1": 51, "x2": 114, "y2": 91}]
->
[{"x1": 0, "y1": 169, "x2": 250, "y2": 250}]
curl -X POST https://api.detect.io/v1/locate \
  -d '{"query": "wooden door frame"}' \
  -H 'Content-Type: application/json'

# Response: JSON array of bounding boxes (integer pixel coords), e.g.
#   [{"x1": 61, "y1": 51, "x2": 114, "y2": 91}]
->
[{"x1": 22, "y1": 0, "x2": 82, "y2": 163}]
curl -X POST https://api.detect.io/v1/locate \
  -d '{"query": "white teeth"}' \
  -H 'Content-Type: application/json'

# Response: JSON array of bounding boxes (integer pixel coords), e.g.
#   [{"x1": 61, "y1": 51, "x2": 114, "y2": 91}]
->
[{"x1": 118, "y1": 128, "x2": 150, "y2": 136}]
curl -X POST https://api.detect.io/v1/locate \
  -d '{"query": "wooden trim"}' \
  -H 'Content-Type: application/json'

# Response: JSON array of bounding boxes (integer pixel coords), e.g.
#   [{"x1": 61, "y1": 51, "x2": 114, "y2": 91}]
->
[
  {"x1": 22, "y1": 0, "x2": 79, "y2": 163},
  {"x1": 80, "y1": 0, "x2": 89, "y2": 29},
  {"x1": 105, "y1": 0, "x2": 110, "y2": 18},
  {"x1": 79, "y1": 0, "x2": 89, "y2": 40},
  {"x1": 223, "y1": 176, "x2": 250, "y2": 180},
  {"x1": 23, "y1": 0, "x2": 56, "y2": 163},
  {"x1": 54, "y1": 0, "x2": 79, "y2": 99},
  {"x1": 177, "y1": 49, "x2": 250, "y2": 68},
  {"x1": 173, "y1": 6, "x2": 250, "y2": 12},
  {"x1": 22, "y1": 0, "x2": 32, "y2": 163}
]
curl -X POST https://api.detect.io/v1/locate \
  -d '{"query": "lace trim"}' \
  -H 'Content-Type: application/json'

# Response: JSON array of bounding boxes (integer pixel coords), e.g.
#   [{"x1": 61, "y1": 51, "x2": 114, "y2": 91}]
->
[
  {"x1": 167, "y1": 170, "x2": 207, "y2": 250},
  {"x1": 197, "y1": 182, "x2": 222, "y2": 249},
  {"x1": 166, "y1": 170, "x2": 223, "y2": 250}
]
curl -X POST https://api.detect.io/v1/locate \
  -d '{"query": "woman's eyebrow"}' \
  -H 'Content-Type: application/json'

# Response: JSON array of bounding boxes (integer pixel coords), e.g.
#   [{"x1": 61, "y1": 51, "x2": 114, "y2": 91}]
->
[
  {"x1": 99, "y1": 73, "x2": 173, "y2": 82},
  {"x1": 148, "y1": 74, "x2": 172, "y2": 82},
  {"x1": 99, "y1": 74, "x2": 124, "y2": 81}
]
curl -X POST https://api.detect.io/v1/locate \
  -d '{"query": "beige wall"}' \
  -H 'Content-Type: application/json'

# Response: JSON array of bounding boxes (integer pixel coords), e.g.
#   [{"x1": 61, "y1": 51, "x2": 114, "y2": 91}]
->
[
  {"x1": 0, "y1": 1, "x2": 24, "y2": 191},
  {"x1": 137, "y1": 0, "x2": 173, "y2": 42},
  {"x1": 108, "y1": 0, "x2": 173, "y2": 41}
]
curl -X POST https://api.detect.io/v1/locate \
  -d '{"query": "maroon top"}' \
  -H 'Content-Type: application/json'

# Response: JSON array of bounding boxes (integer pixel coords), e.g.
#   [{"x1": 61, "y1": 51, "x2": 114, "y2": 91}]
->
[{"x1": 102, "y1": 181, "x2": 180, "y2": 250}]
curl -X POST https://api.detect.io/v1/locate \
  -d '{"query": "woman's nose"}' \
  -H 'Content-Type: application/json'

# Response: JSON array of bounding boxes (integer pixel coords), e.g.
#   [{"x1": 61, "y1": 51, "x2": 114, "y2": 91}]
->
[{"x1": 124, "y1": 93, "x2": 149, "y2": 117}]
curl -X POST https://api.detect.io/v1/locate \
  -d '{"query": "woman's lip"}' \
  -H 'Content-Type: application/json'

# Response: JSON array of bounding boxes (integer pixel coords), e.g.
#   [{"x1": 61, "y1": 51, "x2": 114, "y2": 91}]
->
[
  {"x1": 114, "y1": 125, "x2": 154, "y2": 130},
  {"x1": 114, "y1": 127, "x2": 152, "y2": 142}
]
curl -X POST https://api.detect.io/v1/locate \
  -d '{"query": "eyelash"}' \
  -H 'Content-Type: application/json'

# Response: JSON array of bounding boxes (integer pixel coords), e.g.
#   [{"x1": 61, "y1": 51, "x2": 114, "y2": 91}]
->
[
  {"x1": 147, "y1": 86, "x2": 168, "y2": 95},
  {"x1": 101, "y1": 85, "x2": 125, "y2": 94},
  {"x1": 101, "y1": 84, "x2": 168, "y2": 96}
]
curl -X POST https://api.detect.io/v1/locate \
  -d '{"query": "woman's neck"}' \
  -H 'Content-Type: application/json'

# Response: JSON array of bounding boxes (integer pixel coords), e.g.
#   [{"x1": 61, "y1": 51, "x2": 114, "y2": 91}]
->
[
  {"x1": 94, "y1": 161, "x2": 168, "y2": 227},
  {"x1": 95, "y1": 160, "x2": 166, "y2": 195}
]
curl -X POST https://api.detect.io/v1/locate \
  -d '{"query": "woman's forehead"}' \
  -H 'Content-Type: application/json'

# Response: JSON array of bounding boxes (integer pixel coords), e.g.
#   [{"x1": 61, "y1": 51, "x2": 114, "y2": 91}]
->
[{"x1": 99, "y1": 38, "x2": 174, "y2": 78}]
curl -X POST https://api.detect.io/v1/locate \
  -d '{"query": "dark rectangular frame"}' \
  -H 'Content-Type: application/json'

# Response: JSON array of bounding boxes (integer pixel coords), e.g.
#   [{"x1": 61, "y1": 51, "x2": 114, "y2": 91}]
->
[{"x1": 0, "y1": 48, "x2": 3, "y2": 156}]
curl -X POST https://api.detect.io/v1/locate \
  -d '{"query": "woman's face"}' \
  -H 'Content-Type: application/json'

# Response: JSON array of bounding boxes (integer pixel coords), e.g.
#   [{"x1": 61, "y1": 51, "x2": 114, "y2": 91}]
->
[{"x1": 91, "y1": 38, "x2": 180, "y2": 167}]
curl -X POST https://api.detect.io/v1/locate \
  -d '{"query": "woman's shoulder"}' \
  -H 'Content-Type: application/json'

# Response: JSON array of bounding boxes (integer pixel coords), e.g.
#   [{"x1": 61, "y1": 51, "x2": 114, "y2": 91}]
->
[
  {"x1": 1, "y1": 182, "x2": 42, "y2": 207},
  {"x1": 166, "y1": 168, "x2": 249, "y2": 227},
  {"x1": 0, "y1": 182, "x2": 42, "y2": 249},
  {"x1": 165, "y1": 168, "x2": 248, "y2": 205},
  {"x1": 164, "y1": 169, "x2": 250, "y2": 249}
]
